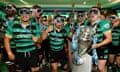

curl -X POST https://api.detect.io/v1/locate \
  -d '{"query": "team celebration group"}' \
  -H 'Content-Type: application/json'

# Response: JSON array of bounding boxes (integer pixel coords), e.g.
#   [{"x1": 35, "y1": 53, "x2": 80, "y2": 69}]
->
[{"x1": 0, "y1": 3, "x2": 120, "y2": 72}]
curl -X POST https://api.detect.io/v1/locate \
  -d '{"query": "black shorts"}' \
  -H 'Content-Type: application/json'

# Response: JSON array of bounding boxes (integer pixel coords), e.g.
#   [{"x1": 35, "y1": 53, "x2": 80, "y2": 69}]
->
[
  {"x1": 49, "y1": 49, "x2": 68, "y2": 64},
  {"x1": 96, "y1": 47, "x2": 108, "y2": 60},
  {"x1": 37, "y1": 48, "x2": 44, "y2": 55},
  {"x1": 109, "y1": 45, "x2": 120, "y2": 56},
  {"x1": 0, "y1": 38, "x2": 4, "y2": 54},
  {"x1": 2, "y1": 48, "x2": 16, "y2": 62},
  {"x1": 0, "y1": 48, "x2": 2, "y2": 54},
  {"x1": 15, "y1": 50, "x2": 39, "y2": 71},
  {"x1": 37, "y1": 39, "x2": 50, "y2": 55}
]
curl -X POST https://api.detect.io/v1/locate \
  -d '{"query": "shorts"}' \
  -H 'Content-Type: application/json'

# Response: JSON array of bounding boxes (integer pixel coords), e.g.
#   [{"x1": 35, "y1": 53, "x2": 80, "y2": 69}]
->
[
  {"x1": 41, "y1": 39, "x2": 50, "y2": 61},
  {"x1": 37, "y1": 39, "x2": 50, "y2": 55},
  {"x1": 15, "y1": 50, "x2": 39, "y2": 71},
  {"x1": 96, "y1": 47, "x2": 108, "y2": 60},
  {"x1": 49, "y1": 49, "x2": 68, "y2": 65},
  {"x1": 2, "y1": 48, "x2": 16, "y2": 62},
  {"x1": 109, "y1": 45, "x2": 120, "y2": 56},
  {"x1": 0, "y1": 38, "x2": 4, "y2": 54},
  {"x1": 37, "y1": 48, "x2": 44, "y2": 55},
  {"x1": 0, "y1": 48, "x2": 2, "y2": 54}
]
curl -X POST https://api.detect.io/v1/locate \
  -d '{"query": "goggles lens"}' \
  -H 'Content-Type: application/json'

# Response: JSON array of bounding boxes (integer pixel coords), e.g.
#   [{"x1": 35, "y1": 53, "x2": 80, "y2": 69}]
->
[
  {"x1": 5, "y1": 6, "x2": 15, "y2": 10},
  {"x1": 56, "y1": 18, "x2": 64, "y2": 23},
  {"x1": 19, "y1": 9, "x2": 31, "y2": 15},
  {"x1": 89, "y1": 9, "x2": 100, "y2": 15}
]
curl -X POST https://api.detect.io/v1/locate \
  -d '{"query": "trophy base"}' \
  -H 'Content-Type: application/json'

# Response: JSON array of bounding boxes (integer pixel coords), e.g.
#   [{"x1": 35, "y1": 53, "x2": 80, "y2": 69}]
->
[{"x1": 72, "y1": 54, "x2": 92, "y2": 72}]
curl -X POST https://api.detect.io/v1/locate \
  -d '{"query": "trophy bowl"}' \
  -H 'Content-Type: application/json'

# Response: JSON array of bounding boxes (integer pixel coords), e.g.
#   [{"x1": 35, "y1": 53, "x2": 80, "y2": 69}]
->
[{"x1": 78, "y1": 26, "x2": 94, "y2": 56}]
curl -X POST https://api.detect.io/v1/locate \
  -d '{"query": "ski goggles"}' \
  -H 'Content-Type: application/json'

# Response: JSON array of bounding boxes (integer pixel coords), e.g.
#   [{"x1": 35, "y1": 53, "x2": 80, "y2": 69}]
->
[
  {"x1": 89, "y1": 9, "x2": 100, "y2": 15},
  {"x1": 5, "y1": 6, "x2": 16, "y2": 10},
  {"x1": 19, "y1": 9, "x2": 31, "y2": 15},
  {"x1": 109, "y1": 16, "x2": 118, "y2": 20},
  {"x1": 31, "y1": 8, "x2": 43, "y2": 13},
  {"x1": 56, "y1": 17, "x2": 64, "y2": 23},
  {"x1": 77, "y1": 14, "x2": 84, "y2": 18}
]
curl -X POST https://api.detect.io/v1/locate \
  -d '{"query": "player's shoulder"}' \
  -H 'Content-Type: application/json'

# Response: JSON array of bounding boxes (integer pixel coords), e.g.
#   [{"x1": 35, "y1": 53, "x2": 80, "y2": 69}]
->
[
  {"x1": 100, "y1": 19, "x2": 110, "y2": 28},
  {"x1": 100, "y1": 19, "x2": 110, "y2": 25}
]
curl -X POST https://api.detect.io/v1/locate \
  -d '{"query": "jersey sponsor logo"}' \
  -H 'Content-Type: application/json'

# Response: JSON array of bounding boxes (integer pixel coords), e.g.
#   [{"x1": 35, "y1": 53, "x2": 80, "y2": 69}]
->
[
  {"x1": 16, "y1": 34, "x2": 32, "y2": 38},
  {"x1": 104, "y1": 23, "x2": 110, "y2": 29}
]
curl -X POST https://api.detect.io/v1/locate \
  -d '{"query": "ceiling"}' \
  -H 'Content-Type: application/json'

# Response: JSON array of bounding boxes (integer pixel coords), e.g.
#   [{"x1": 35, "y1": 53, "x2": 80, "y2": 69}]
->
[{"x1": 0, "y1": 0, "x2": 120, "y2": 8}]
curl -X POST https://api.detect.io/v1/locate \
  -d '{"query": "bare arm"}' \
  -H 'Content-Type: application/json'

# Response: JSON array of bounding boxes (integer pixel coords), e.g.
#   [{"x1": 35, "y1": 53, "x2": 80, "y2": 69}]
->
[
  {"x1": 98, "y1": 31, "x2": 112, "y2": 47},
  {"x1": 4, "y1": 36, "x2": 12, "y2": 54},
  {"x1": 4, "y1": 35, "x2": 15, "y2": 60},
  {"x1": 41, "y1": 26, "x2": 53, "y2": 41},
  {"x1": 92, "y1": 31, "x2": 112, "y2": 48},
  {"x1": 41, "y1": 31, "x2": 49, "y2": 41}
]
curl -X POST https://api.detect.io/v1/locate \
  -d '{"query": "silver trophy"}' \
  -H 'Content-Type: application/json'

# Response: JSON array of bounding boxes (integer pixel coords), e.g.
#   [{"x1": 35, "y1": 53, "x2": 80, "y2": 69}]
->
[
  {"x1": 72, "y1": 26, "x2": 95, "y2": 65},
  {"x1": 78, "y1": 26, "x2": 94, "y2": 56}
]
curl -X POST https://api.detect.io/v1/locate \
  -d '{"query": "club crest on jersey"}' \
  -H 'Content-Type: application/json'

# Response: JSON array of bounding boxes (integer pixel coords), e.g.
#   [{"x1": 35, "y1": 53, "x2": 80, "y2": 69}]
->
[{"x1": 104, "y1": 23, "x2": 110, "y2": 29}]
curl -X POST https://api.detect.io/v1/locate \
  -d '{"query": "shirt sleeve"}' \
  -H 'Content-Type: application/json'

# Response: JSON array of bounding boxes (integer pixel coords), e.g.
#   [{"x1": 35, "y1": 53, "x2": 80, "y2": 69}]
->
[
  {"x1": 5, "y1": 24, "x2": 13, "y2": 38},
  {"x1": 102, "y1": 22, "x2": 111, "y2": 33}
]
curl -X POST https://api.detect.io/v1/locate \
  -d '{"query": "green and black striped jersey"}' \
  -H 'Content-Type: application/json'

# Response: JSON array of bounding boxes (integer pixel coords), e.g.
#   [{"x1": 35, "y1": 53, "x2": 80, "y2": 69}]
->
[
  {"x1": 48, "y1": 24, "x2": 71, "y2": 51},
  {"x1": 86, "y1": 19, "x2": 111, "y2": 43},
  {"x1": 112, "y1": 25, "x2": 120, "y2": 46},
  {"x1": 5, "y1": 21, "x2": 41, "y2": 52},
  {"x1": 4, "y1": 16, "x2": 19, "y2": 49}
]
